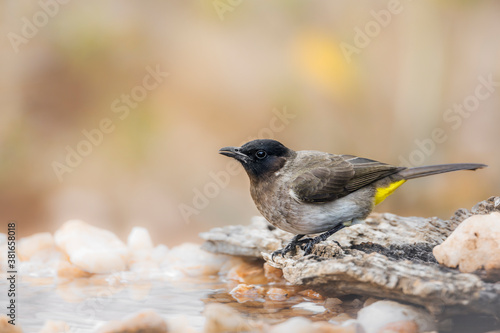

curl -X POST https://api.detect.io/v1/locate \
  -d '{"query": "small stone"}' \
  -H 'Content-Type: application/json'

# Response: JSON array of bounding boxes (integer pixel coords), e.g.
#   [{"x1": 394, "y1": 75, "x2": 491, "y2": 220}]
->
[
  {"x1": 96, "y1": 309, "x2": 168, "y2": 333},
  {"x1": 54, "y1": 220, "x2": 129, "y2": 274},
  {"x1": 127, "y1": 227, "x2": 154, "y2": 251},
  {"x1": 264, "y1": 262, "x2": 284, "y2": 282},
  {"x1": 226, "y1": 261, "x2": 267, "y2": 284},
  {"x1": 269, "y1": 317, "x2": 313, "y2": 333},
  {"x1": 349, "y1": 298, "x2": 363, "y2": 308},
  {"x1": 357, "y1": 301, "x2": 436, "y2": 333},
  {"x1": 433, "y1": 212, "x2": 500, "y2": 273},
  {"x1": 18, "y1": 232, "x2": 55, "y2": 261},
  {"x1": 299, "y1": 289, "x2": 325, "y2": 300},
  {"x1": 39, "y1": 320, "x2": 71, "y2": 333},
  {"x1": 325, "y1": 298, "x2": 344, "y2": 313},
  {"x1": 204, "y1": 303, "x2": 262, "y2": 333},
  {"x1": 0, "y1": 315, "x2": 22, "y2": 333},
  {"x1": 267, "y1": 287, "x2": 289, "y2": 301},
  {"x1": 326, "y1": 298, "x2": 343, "y2": 305},
  {"x1": 230, "y1": 284, "x2": 266, "y2": 302}
]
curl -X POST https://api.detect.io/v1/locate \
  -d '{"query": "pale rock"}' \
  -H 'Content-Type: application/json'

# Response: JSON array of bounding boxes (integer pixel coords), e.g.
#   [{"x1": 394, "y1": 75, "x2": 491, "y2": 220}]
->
[
  {"x1": 325, "y1": 298, "x2": 344, "y2": 313},
  {"x1": 204, "y1": 303, "x2": 263, "y2": 333},
  {"x1": 269, "y1": 317, "x2": 313, "y2": 333},
  {"x1": 127, "y1": 227, "x2": 154, "y2": 251},
  {"x1": 0, "y1": 315, "x2": 22, "y2": 333},
  {"x1": 165, "y1": 315, "x2": 198, "y2": 333},
  {"x1": 433, "y1": 212, "x2": 500, "y2": 273},
  {"x1": 230, "y1": 283, "x2": 266, "y2": 302},
  {"x1": 161, "y1": 243, "x2": 228, "y2": 278},
  {"x1": 96, "y1": 309, "x2": 168, "y2": 333},
  {"x1": 39, "y1": 320, "x2": 71, "y2": 333},
  {"x1": 18, "y1": 232, "x2": 55, "y2": 261},
  {"x1": 357, "y1": 301, "x2": 436, "y2": 333},
  {"x1": 54, "y1": 220, "x2": 129, "y2": 274}
]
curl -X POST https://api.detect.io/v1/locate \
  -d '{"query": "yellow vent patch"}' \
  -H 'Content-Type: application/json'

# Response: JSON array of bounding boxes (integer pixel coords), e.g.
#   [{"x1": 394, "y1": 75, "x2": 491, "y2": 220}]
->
[{"x1": 374, "y1": 180, "x2": 406, "y2": 206}]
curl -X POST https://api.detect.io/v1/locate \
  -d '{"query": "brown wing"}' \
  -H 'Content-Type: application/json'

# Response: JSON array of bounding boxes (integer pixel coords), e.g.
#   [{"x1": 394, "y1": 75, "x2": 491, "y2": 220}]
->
[{"x1": 291, "y1": 154, "x2": 405, "y2": 203}]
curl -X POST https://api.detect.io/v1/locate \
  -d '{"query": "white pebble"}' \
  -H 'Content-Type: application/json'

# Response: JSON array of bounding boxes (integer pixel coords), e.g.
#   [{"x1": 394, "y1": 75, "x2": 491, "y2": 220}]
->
[
  {"x1": 54, "y1": 220, "x2": 129, "y2": 274},
  {"x1": 357, "y1": 300, "x2": 436, "y2": 333},
  {"x1": 127, "y1": 227, "x2": 154, "y2": 251}
]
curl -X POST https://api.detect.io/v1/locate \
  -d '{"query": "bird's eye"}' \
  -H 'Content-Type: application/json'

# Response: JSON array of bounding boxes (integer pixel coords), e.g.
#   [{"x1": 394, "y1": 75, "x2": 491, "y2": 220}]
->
[{"x1": 255, "y1": 150, "x2": 267, "y2": 159}]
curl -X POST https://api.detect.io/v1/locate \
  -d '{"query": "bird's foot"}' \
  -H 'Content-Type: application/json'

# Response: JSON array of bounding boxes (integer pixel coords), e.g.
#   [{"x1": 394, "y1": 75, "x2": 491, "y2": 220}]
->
[
  {"x1": 271, "y1": 234, "x2": 304, "y2": 261},
  {"x1": 297, "y1": 237, "x2": 318, "y2": 256},
  {"x1": 297, "y1": 228, "x2": 345, "y2": 256}
]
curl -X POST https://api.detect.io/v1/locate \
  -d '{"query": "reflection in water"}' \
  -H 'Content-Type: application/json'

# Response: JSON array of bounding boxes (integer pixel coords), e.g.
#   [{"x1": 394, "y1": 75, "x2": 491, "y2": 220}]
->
[
  {"x1": 16, "y1": 271, "x2": 357, "y2": 332},
  {"x1": 19, "y1": 277, "x2": 221, "y2": 332}
]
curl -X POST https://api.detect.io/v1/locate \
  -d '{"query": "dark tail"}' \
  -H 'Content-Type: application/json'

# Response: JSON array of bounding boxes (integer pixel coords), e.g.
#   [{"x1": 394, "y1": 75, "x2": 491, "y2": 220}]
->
[{"x1": 398, "y1": 163, "x2": 487, "y2": 180}]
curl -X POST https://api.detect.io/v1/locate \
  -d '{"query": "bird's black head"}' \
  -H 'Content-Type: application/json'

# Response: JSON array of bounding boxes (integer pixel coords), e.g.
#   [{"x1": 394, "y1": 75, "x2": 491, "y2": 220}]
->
[{"x1": 219, "y1": 139, "x2": 295, "y2": 179}]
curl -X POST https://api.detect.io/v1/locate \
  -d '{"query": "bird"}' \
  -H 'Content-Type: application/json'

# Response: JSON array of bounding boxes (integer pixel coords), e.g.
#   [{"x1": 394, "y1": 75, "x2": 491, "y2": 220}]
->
[{"x1": 219, "y1": 139, "x2": 487, "y2": 258}]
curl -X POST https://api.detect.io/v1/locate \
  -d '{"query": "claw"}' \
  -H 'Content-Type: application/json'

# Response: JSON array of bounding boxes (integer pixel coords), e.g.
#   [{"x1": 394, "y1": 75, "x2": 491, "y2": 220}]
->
[
  {"x1": 271, "y1": 249, "x2": 284, "y2": 261},
  {"x1": 271, "y1": 234, "x2": 305, "y2": 261},
  {"x1": 299, "y1": 238, "x2": 319, "y2": 255}
]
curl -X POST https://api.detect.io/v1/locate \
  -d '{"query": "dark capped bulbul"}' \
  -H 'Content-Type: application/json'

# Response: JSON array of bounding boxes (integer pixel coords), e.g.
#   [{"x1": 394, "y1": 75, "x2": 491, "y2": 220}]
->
[{"x1": 219, "y1": 139, "x2": 487, "y2": 258}]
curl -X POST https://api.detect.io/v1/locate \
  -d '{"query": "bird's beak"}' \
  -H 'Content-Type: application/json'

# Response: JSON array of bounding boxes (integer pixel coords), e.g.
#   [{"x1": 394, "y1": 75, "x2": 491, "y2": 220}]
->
[{"x1": 219, "y1": 146, "x2": 248, "y2": 162}]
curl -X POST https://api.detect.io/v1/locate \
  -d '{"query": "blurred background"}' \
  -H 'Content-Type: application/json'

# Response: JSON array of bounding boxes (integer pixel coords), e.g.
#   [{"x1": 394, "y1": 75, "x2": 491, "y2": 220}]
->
[{"x1": 0, "y1": 0, "x2": 499, "y2": 246}]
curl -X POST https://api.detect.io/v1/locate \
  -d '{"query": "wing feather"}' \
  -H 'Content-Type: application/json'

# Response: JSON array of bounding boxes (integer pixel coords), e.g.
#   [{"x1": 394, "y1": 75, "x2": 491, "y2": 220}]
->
[{"x1": 291, "y1": 154, "x2": 405, "y2": 203}]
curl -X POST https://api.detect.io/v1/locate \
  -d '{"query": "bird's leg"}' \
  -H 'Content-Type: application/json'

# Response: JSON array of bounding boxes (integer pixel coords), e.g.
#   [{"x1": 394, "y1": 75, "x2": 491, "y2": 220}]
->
[
  {"x1": 271, "y1": 234, "x2": 305, "y2": 261},
  {"x1": 299, "y1": 224, "x2": 346, "y2": 255}
]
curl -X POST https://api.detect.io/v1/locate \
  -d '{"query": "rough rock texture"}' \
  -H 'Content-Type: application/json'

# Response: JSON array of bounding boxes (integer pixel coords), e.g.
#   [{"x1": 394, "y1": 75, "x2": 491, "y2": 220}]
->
[
  {"x1": 201, "y1": 197, "x2": 500, "y2": 317},
  {"x1": 200, "y1": 217, "x2": 284, "y2": 257}
]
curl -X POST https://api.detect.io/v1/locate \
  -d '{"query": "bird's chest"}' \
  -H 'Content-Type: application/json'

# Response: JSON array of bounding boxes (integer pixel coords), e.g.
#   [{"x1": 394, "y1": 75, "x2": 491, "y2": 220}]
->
[{"x1": 250, "y1": 177, "x2": 297, "y2": 227}]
